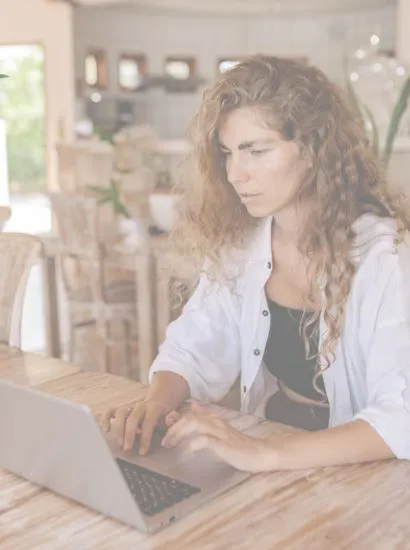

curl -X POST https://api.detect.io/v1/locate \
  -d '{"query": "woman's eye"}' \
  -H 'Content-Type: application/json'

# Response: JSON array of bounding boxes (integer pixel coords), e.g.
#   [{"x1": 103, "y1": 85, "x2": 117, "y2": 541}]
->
[
  {"x1": 221, "y1": 150, "x2": 231, "y2": 157},
  {"x1": 250, "y1": 149, "x2": 268, "y2": 156}
]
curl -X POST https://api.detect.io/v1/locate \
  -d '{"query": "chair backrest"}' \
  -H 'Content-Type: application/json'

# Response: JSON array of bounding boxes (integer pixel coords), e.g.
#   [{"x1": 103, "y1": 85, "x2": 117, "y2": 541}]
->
[
  {"x1": 73, "y1": 142, "x2": 113, "y2": 192},
  {"x1": 0, "y1": 205, "x2": 11, "y2": 226},
  {"x1": 56, "y1": 141, "x2": 114, "y2": 193},
  {"x1": 48, "y1": 192, "x2": 105, "y2": 303},
  {"x1": 0, "y1": 233, "x2": 43, "y2": 348}
]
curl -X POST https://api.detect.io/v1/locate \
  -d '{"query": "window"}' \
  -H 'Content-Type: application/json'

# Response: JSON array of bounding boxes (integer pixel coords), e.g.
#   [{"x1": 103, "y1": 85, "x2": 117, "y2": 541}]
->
[
  {"x1": 118, "y1": 53, "x2": 147, "y2": 91},
  {"x1": 84, "y1": 49, "x2": 108, "y2": 89},
  {"x1": 217, "y1": 58, "x2": 242, "y2": 74},
  {"x1": 165, "y1": 56, "x2": 196, "y2": 80}
]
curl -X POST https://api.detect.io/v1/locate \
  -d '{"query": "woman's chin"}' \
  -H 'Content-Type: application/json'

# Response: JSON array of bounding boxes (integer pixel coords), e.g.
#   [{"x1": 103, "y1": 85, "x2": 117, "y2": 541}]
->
[{"x1": 244, "y1": 203, "x2": 273, "y2": 218}]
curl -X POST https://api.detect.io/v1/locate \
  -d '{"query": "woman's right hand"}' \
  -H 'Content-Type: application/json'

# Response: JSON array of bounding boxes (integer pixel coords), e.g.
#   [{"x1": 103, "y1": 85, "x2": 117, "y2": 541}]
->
[{"x1": 101, "y1": 399, "x2": 181, "y2": 456}]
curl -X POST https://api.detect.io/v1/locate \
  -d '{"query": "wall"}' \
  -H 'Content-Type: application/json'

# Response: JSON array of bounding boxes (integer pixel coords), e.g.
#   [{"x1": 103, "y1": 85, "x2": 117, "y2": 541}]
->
[
  {"x1": 396, "y1": 0, "x2": 410, "y2": 64},
  {"x1": 2, "y1": 0, "x2": 75, "y2": 189},
  {"x1": 73, "y1": 4, "x2": 396, "y2": 138}
]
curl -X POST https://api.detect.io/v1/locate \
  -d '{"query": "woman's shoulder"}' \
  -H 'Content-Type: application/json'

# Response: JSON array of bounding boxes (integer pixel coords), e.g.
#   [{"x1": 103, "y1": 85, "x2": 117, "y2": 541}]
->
[
  {"x1": 351, "y1": 213, "x2": 405, "y2": 262},
  {"x1": 351, "y1": 213, "x2": 410, "y2": 291}
]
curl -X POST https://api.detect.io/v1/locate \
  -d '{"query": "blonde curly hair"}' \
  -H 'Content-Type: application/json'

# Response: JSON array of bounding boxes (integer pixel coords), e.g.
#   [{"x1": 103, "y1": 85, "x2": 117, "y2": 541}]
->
[{"x1": 170, "y1": 54, "x2": 410, "y2": 377}]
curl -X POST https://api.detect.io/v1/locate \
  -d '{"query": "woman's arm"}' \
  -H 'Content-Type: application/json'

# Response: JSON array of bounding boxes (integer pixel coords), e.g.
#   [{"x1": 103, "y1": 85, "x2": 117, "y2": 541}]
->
[
  {"x1": 149, "y1": 272, "x2": 241, "y2": 404},
  {"x1": 267, "y1": 419, "x2": 393, "y2": 470},
  {"x1": 161, "y1": 403, "x2": 394, "y2": 473}
]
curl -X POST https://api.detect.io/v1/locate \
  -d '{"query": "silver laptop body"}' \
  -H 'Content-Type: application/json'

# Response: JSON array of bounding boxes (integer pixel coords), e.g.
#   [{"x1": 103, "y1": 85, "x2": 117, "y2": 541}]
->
[{"x1": 0, "y1": 381, "x2": 263, "y2": 533}]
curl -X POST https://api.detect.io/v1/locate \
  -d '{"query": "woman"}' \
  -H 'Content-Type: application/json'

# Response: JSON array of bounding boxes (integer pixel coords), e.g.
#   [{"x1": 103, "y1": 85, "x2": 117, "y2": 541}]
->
[{"x1": 103, "y1": 55, "x2": 410, "y2": 472}]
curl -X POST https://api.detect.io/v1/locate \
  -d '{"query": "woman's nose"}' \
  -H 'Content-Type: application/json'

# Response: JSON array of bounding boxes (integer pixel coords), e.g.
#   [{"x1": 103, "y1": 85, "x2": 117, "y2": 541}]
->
[{"x1": 226, "y1": 155, "x2": 250, "y2": 186}]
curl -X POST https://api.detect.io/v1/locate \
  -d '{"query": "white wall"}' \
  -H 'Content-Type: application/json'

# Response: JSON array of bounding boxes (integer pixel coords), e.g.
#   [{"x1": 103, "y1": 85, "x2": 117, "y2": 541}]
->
[
  {"x1": 2, "y1": 0, "x2": 75, "y2": 189},
  {"x1": 396, "y1": 0, "x2": 410, "y2": 65},
  {"x1": 73, "y1": 4, "x2": 396, "y2": 138}
]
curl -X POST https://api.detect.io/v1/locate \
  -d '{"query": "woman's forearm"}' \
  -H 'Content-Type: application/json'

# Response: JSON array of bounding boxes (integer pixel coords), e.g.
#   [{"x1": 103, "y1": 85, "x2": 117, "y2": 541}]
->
[
  {"x1": 147, "y1": 371, "x2": 190, "y2": 412},
  {"x1": 267, "y1": 420, "x2": 394, "y2": 471}
]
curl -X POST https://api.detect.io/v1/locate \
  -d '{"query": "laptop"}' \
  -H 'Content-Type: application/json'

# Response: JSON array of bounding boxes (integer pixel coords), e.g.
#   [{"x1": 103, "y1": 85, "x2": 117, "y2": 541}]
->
[{"x1": 0, "y1": 380, "x2": 266, "y2": 533}]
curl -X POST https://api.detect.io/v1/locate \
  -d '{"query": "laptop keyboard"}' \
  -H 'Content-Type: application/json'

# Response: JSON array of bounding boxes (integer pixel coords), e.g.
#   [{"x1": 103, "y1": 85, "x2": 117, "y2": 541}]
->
[{"x1": 116, "y1": 458, "x2": 201, "y2": 517}]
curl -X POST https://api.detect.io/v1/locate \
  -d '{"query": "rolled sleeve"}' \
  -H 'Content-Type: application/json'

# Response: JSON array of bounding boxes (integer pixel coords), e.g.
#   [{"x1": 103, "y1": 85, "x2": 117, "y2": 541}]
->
[
  {"x1": 149, "y1": 274, "x2": 241, "y2": 403},
  {"x1": 355, "y1": 245, "x2": 410, "y2": 459}
]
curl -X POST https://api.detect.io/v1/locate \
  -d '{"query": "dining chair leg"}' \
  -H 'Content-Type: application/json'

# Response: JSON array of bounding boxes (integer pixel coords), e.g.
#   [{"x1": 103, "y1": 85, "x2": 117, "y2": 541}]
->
[
  {"x1": 67, "y1": 317, "x2": 76, "y2": 363},
  {"x1": 97, "y1": 320, "x2": 110, "y2": 373},
  {"x1": 122, "y1": 318, "x2": 133, "y2": 378}
]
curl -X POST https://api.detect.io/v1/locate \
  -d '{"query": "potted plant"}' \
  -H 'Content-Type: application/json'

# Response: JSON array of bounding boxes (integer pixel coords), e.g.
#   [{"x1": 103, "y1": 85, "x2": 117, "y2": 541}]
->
[
  {"x1": 145, "y1": 151, "x2": 180, "y2": 233},
  {"x1": 344, "y1": 55, "x2": 410, "y2": 169},
  {"x1": 88, "y1": 179, "x2": 131, "y2": 219},
  {"x1": 88, "y1": 178, "x2": 150, "y2": 250}
]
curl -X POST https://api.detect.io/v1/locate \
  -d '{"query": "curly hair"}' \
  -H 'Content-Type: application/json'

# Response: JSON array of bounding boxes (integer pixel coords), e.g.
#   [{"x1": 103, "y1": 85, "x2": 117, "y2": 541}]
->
[{"x1": 170, "y1": 54, "x2": 410, "y2": 381}]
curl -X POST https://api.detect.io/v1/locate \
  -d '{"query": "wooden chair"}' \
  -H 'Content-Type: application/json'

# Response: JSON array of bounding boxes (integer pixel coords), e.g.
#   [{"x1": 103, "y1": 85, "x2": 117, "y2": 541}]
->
[
  {"x1": 56, "y1": 140, "x2": 114, "y2": 194},
  {"x1": 0, "y1": 205, "x2": 11, "y2": 231},
  {"x1": 155, "y1": 253, "x2": 196, "y2": 347},
  {"x1": 48, "y1": 192, "x2": 136, "y2": 374},
  {"x1": 0, "y1": 233, "x2": 43, "y2": 347}
]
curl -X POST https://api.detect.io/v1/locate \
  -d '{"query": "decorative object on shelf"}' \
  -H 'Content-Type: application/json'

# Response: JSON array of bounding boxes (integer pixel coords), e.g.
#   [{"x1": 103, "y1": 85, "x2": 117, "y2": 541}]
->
[
  {"x1": 148, "y1": 192, "x2": 180, "y2": 233},
  {"x1": 144, "y1": 150, "x2": 173, "y2": 192},
  {"x1": 117, "y1": 216, "x2": 148, "y2": 251},
  {"x1": 345, "y1": 34, "x2": 410, "y2": 168}
]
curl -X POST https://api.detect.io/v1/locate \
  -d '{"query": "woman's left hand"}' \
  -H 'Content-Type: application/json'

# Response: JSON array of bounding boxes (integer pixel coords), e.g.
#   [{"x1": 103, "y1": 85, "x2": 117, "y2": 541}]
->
[{"x1": 161, "y1": 401, "x2": 278, "y2": 473}]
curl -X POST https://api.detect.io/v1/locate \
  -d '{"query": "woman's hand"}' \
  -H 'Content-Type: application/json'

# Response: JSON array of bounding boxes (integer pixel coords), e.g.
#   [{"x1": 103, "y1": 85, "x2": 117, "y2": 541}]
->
[
  {"x1": 161, "y1": 401, "x2": 278, "y2": 473},
  {"x1": 100, "y1": 399, "x2": 181, "y2": 455}
]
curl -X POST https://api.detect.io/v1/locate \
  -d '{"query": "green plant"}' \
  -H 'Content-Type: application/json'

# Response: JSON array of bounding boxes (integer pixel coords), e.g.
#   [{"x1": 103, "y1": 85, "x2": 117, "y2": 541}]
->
[
  {"x1": 344, "y1": 55, "x2": 410, "y2": 168},
  {"x1": 88, "y1": 181, "x2": 131, "y2": 218},
  {"x1": 0, "y1": 47, "x2": 45, "y2": 192}
]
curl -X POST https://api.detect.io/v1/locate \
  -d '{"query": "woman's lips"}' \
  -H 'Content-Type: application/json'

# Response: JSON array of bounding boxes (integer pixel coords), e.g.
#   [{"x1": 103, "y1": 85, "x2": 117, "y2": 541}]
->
[{"x1": 239, "y1": 192, "x2": 262, "y2": 202}]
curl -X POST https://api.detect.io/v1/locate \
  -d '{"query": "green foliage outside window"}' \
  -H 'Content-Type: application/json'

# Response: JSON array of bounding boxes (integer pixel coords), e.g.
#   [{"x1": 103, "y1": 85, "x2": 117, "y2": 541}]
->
[{"x1": 0, "y1": 46, "x2": 45, "y2": 192}]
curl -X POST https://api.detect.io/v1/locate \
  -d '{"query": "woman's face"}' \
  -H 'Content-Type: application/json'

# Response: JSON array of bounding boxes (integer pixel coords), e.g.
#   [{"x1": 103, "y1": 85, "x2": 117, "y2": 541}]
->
[{"x1": 218, "y1": 107, "x2": 310, "y2": 218}]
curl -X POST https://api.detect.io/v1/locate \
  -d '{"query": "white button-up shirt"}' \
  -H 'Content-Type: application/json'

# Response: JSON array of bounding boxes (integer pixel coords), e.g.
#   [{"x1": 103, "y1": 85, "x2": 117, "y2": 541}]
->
[{"x1": 150, "y1": 213, "x2": 410, "y2": 459}]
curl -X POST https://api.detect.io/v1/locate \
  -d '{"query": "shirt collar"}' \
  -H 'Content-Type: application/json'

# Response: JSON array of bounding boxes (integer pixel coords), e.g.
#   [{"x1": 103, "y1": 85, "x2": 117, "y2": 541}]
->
[
  {"x1": 243, "y1": 212, "x2": 397, "y2": 265},
  {"x1": 244, "y1": 215, "x2": 273, "y2": 264}
]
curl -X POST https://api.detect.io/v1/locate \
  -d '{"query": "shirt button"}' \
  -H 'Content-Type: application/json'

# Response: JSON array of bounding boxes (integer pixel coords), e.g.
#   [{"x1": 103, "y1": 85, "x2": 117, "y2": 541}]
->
[
  {"x1": 262, "y1": 309, "x2": 269, "y2": 316},
  {"x1": 253, "y1": 349, "x2": 261, "y2": 356},
  {"x1": 267, "y1": 261, "x2": 272, "y2": 269},
  {"x1": 243, "y1": 385, "x2": 247, "y2": 393}
]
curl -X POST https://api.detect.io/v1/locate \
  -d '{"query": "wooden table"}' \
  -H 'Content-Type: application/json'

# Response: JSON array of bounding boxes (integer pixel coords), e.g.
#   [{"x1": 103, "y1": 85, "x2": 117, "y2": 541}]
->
[
  {"x1": 1, "y1": 347, "x2": 410, "y2": 549},
  {"x1": 40, "y1": 233, "x2": 169, "y2": 383}
]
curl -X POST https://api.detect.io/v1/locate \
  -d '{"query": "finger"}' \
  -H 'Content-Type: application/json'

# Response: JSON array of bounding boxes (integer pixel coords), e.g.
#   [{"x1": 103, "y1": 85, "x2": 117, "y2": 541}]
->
[
  {"x1": 123, "y1": 405, "x2": 146, "y2": 451},
  {"x1": 111, "y1": 406, "x2": 133, "y2": 446},
  {"x1": 189, "y1": 400, "x2": 210, "y2": 415},
  {"x1": 161, "y1": 414, "x2": 194, "y2": 447},
  {"x1": 100, "y1": 407, "x2": 116, "y2": 432},
  {"x1": 138, "y1": 407, "x2": 162, "y2": 455},
  {"x1": 163, "y1": 415, "x2": 223, "y2": 448},
  {"x1": 165, "y1": 410, "x2": 180, "y2": 427}
]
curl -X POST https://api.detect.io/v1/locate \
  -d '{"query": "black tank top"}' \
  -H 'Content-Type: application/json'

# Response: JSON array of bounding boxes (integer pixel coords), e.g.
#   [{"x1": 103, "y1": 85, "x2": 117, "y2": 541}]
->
[{"x1": 263, "y1": 298, "x2": 325, "y2": 402}]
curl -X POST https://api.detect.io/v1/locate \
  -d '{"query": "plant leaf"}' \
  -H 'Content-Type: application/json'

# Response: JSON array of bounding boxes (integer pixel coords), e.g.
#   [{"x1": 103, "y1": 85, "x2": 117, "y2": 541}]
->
[
  {"x1": 362, "y1": 103, "x2": 379, "y2": 157},
  {"x1": 343, "y1": 54, "x2": 364, "y2": 123},
  {"x1": 87, "y1": 185, "x2": 110, "y2": 196},
  {"x1": 383, "y1": 75, "x2": 410, "y2": 167}
]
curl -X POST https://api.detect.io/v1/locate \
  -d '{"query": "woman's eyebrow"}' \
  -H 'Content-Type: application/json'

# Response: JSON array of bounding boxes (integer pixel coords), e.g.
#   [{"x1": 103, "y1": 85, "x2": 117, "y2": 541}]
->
[{"x1": 217, "y1": 139, "x2": 275, "y2": 151}]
